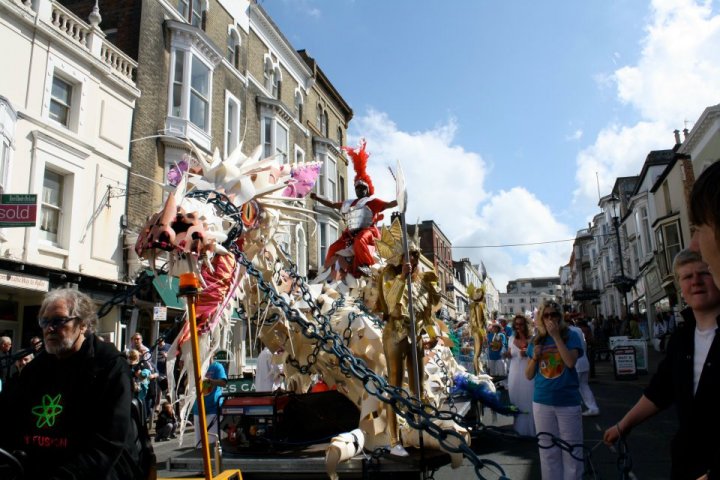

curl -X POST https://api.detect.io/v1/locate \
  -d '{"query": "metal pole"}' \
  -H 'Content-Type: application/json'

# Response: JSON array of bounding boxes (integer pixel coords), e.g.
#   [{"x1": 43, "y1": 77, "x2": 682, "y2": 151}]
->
[
  {"x1": 180, "y1": 274, "x2": 213, "y2": 480},
  {"x1": 398, "y1": 213, "x2": 425, "y2": 457}
]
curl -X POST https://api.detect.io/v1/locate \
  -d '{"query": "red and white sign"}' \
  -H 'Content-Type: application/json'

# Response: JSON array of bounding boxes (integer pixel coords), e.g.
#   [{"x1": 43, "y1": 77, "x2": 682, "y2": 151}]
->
[{"x1": 0, "y1": 194, "x2": 37, "y2": 227}]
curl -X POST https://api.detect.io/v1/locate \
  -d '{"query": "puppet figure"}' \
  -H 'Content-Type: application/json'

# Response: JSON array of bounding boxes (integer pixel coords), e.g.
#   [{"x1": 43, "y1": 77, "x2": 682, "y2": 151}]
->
[
  {"x1": 467, "y1": 283, "x2": 487, "y2": 374},
  {"x1": 310, "y1": 140, "x2": 397, "y2": 279}
]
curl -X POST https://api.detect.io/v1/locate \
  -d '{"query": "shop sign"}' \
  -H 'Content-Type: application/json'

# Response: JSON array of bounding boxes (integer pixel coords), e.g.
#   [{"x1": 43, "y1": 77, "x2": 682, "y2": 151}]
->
[
  {"x1": 0, "y1": 194, "x2": 37, "y2": 227},
  {"x1": 0, "y1": 269, "x2": 49, "y2": 292},
  {"x1": 222, "y1": 377, "x2": 256, "y2": 394}
]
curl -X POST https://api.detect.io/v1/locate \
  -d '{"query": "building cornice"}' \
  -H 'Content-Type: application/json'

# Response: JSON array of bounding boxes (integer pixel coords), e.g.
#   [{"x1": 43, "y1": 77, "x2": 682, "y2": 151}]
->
[
  {"x1": 249, "y1": 4, "x2": 313, "y2": 88},
  {"x1": 166, "y1": 20, "x2": 224, "y2": 66},
  {"x1": 677, "y1": 104, "x2": 720, "y2": 155}
]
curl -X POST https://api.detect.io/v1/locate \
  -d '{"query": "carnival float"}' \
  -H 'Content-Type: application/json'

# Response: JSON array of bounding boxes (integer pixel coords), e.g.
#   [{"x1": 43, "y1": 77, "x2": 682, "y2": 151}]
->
[{"x1": 134, "y1": 139, "x2": 510, "y2": 479}]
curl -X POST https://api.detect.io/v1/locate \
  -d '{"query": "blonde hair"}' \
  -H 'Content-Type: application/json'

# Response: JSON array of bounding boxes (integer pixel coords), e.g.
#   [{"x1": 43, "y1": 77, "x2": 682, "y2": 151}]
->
[
  {"x1": 533, "y1": 301, "x2": 568, "y2": 345},
  {"x1": 127, "y1": 349, "x2": 140, "y2": 363}
]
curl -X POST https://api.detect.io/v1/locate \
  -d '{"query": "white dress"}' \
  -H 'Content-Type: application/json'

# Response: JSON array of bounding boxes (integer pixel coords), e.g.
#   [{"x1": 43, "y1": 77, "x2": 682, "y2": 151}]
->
[{"x1": 507, "y1": 339, "x2": 536, "y2": 436}]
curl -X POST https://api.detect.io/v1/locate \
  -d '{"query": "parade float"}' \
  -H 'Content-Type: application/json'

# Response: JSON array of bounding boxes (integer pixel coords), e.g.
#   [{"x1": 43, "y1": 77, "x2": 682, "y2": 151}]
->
[{"x1": 134, "y1": 139, "x2": 508, "y2": 480}]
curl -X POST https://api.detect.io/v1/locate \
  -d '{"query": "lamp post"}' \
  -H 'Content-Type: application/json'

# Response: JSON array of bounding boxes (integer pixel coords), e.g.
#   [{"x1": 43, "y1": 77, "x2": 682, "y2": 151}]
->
[{"x1": 610, "y1": 196, "x2": 632, "y2": 318}]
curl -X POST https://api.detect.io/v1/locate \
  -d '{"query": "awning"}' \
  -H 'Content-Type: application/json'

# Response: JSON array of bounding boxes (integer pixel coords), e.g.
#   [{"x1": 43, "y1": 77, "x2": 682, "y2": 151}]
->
[{"x1": 150, "y1": 273, "x2": 185, "y2": 310}]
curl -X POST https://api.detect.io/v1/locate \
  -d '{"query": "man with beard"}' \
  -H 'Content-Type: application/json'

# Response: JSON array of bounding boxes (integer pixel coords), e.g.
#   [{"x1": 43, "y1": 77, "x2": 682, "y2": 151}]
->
[{"x1": 0, "y1": 288, "x2": 143, "y2": 479}]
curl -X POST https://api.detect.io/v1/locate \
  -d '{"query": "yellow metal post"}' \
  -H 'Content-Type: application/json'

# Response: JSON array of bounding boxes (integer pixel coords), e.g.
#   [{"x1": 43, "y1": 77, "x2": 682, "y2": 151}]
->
[{"x1": 180, "y1": 273, "x2": 213, "y2": 480}]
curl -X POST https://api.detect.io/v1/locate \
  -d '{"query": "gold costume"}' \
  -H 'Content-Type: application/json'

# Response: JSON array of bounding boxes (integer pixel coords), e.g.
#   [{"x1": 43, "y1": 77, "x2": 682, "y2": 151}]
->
[
  {"x1": 467, "y1": 284, "x2": 487, "y2": 374},
  {"x1": 377, "y1": 262, "x2": 441, "y2": 447}
]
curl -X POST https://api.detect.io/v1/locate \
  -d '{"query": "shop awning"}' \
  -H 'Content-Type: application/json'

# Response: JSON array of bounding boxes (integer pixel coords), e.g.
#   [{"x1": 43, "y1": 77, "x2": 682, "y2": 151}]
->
[{"x1": 150, "y1": 273, "x2": 185, "y2": 310}]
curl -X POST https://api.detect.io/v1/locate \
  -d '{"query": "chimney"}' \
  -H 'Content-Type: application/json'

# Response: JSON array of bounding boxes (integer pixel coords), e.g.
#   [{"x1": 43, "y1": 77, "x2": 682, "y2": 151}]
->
[
  {"x1": 683, "y1": 128, "x2": 689, "y2": 140},
  {"x1": 674, "y1": 129, "x2": 681, "y2": 145}
]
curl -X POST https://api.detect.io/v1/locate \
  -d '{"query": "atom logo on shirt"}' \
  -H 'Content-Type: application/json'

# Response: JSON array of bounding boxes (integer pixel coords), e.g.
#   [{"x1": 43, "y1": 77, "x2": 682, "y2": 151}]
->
[{"x1": 32, "y1": 393, "x2": 64, "y2": 428}]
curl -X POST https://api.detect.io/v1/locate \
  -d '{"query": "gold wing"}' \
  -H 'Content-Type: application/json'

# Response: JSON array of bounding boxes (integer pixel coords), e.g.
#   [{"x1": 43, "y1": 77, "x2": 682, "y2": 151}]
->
[{"x1": 376, "y1": 218, "x2": 405, "y2": 265}]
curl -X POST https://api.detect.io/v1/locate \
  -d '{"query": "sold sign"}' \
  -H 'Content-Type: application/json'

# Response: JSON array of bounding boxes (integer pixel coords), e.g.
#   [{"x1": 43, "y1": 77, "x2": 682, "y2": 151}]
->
[{"x1": 0, "y1": 194, "x2": 38, "y2": 227}]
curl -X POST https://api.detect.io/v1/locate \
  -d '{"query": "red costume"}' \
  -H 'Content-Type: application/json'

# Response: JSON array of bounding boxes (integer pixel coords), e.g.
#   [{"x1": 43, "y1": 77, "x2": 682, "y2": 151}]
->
[{"x1": 324, "y1": 196, "x2": 391, "y2": 274}]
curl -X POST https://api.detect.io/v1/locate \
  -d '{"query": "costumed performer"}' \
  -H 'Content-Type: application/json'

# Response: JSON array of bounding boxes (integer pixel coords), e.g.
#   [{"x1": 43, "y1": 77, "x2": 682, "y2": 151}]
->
[
  {"x1": 310, "y1": 139, "x2": 397, "y2": 278},
  {"x1": 467, "y1": 284, "x2": 487, "y2": 374},
  {"x1": 376, "y1": 219, "x2": 441, "y2": 456}
]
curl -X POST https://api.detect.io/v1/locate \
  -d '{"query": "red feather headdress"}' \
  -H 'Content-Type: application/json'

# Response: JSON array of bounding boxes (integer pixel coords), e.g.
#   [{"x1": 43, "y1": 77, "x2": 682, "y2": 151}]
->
[{"x1": 343, "y1": 139, "x2": 374, "y2": 196}]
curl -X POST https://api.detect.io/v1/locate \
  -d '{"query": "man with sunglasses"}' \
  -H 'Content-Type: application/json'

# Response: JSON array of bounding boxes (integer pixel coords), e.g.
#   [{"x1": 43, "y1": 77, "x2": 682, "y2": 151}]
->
[{"x1": 0, "y1": 288, "x2": 143, "y2": 479}]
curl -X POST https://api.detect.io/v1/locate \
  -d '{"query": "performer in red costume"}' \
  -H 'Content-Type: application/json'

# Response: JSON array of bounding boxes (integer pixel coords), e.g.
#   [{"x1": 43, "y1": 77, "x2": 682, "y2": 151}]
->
[{"x1": 310, "y1": 140, "x2": 397, "y2": 277}]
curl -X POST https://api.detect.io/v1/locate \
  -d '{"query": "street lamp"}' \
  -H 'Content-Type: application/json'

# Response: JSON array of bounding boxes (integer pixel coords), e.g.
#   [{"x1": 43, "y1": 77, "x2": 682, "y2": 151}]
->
[{"x1": 609, "y1": 195, "x2": 632, "y2": 318}]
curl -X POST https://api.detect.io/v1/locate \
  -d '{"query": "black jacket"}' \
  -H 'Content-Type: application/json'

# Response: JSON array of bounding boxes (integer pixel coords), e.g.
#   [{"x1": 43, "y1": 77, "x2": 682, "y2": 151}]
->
[
  {"x1": 644, "y1": 309, "x2": 720, "y2": 480},
  {"x1": 0, "y1": 333, "x2": 142, "y2": 479}
]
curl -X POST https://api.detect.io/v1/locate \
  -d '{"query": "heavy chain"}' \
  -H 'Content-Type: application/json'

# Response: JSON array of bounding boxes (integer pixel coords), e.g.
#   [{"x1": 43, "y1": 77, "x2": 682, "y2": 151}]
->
[
  {"x1": 434, "y1": 356, "x2": 456, "y2": 413},
  {"x1": 97, "y1": 270, "x2": 155, "y2": 318},
  {"x1": 236, "y1": 250, "x2": 506, "y2": 479},
  {"x1": 616, "y1": 436, "x2": 633, "y2": 479}
]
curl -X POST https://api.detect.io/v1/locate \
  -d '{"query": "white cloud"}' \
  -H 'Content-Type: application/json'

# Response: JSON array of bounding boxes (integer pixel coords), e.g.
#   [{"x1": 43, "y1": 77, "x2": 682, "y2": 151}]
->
[
  {"x1": 349, "y1": 110, "x2": 488, "y2": 240},
  {"x1": 574, "y1": 0, "x2": 720, "y2": 208},
  {"x1": 349, "y1": 112, "x2": 572, "y2": 291},
  {"x1": 566, "y1": 129, "x2": 583, "y2": 141}
]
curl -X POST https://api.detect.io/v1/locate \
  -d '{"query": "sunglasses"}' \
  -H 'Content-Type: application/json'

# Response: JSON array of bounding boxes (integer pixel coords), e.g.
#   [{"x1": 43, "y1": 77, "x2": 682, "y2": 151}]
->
[
  {"x1": 38, "y1": 315, "x2": 80, "y2": 329},
  {"x1": 542, "y1": 311, "x2": 561, "y2": 319}
]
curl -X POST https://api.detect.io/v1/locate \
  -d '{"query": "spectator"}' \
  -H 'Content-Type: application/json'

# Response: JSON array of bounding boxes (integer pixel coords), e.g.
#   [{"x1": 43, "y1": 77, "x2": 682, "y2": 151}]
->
[
  {"x1": 254, "y1": 345, "x2": 283, "y2": 392},
  {"x1": 0, "y1": 335, "x2": 12, "y2": 389},
  {"x1": 578, "y1": 319, "x2": 596, "y2": 378},
  {"x1": 569, "y1": 321, "x2": 599, "y2": 417},
  {"x1": 154, "y1": 401, "x2": 177, "y2": 442},
  {"x1": 193, "y1": 352, "x2": 228, "y2": 448},
  {"x1": 603, "y1": 250, "x2": 720, "y2": 479},
  {"x1": 504, "y1": 315, "x2": 535, "y2": 436},
  {"x1": 6, "y1": 352, "x2": 33, "y2": 388},
  {"x1": 487, "y1": 323, "x2": 507, "y2": 377},
  {"x1": 155, "y1": 337, "x2": 171, "y2": 398},
  {"x1": 0, "y1": 288, "x2": 141, "y2": 479},
  {"x1": 130, "y1": 332, "x2": 157, "y2": 421},
  {"x1": 689, "y1": 159, "x2": 720, "y2": 289},
  {"x1": 654, "y1": 314, "x2": 669, "y2": 352},
  {"x1": 127, "y1": 349, "x2": 152, "y2": 402},
  {"x1": 526, "y1": 300, "x2": 584, "y2": 479},
  {"x1": 29, "y1": 336, "x2": 43, "y2": 354}
]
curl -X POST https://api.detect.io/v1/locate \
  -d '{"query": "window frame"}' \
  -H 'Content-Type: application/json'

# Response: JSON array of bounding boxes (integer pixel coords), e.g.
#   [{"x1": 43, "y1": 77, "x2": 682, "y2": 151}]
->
[
  {"x1": 167, "y1": 46, "x2": 215, "y2": 136},
  {"x1": 226, "y1": 27, "x2": 240, "y2": 69},
  {"x1": 319, "y1": 221, "x2": 339, "y2": 268},
  {"x1": 224, "y1": 92, "x2": 241, "y2": 158},
  {"x1": 261, "y1": 116, "x2": 289, "y2": 164},
  {"x1": 177, "y1": 0, "x2": 206, "y2": 28},
  {"x1": 39, "y1": 169, "x2": 65, "y2": 246},
  {"x1": 318, "y1": 153, "x2": 338, "y2": 201}
]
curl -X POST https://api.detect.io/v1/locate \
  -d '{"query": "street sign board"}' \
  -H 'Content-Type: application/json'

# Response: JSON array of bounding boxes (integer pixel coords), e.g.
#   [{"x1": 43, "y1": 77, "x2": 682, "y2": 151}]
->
[
  {"x1": 153, "y1": 305, "x2": 167, "y2": 321},
  {"x1": 612, "y1": 346, "x2": 638, "y2": 380},
  {"x1": 0, "y1": 194, "x2": 37, "y2": 227}
]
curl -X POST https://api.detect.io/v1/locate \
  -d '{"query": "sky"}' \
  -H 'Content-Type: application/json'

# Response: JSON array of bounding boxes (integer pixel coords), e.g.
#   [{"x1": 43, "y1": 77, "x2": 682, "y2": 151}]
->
[{"x1": 260, "y1": 0, "x2": 720, "y2": 292}]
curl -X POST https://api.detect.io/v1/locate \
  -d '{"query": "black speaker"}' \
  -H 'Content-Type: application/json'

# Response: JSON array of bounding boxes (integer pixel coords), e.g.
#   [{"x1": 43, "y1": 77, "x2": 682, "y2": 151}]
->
[{"x1": 278, "y1": 390, "x2": 360, "y2": 443}]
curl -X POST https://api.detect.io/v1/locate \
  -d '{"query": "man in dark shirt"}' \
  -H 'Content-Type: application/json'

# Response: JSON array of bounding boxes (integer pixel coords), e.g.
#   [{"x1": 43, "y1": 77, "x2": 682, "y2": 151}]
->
[{"x1": 0, "y1": 288, "x2": 142, "y2": 479}]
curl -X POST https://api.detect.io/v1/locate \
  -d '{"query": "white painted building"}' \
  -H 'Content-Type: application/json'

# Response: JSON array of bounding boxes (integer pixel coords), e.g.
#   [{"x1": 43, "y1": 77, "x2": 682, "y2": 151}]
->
[{"x1": 0, "y1": 0, "x2": 139, "y2": 347}]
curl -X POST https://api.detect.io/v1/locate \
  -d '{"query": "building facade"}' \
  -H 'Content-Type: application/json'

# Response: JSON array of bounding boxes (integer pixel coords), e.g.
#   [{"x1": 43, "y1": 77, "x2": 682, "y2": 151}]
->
[{"x1": 0, "y1": 0, "x2": 139, "y2": 348}]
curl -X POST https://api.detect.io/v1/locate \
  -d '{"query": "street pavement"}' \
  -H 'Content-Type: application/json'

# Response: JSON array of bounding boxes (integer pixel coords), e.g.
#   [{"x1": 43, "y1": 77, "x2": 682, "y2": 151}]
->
[{"x1": 154, "y1": 343, "x2": 676, "y2": 479}]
